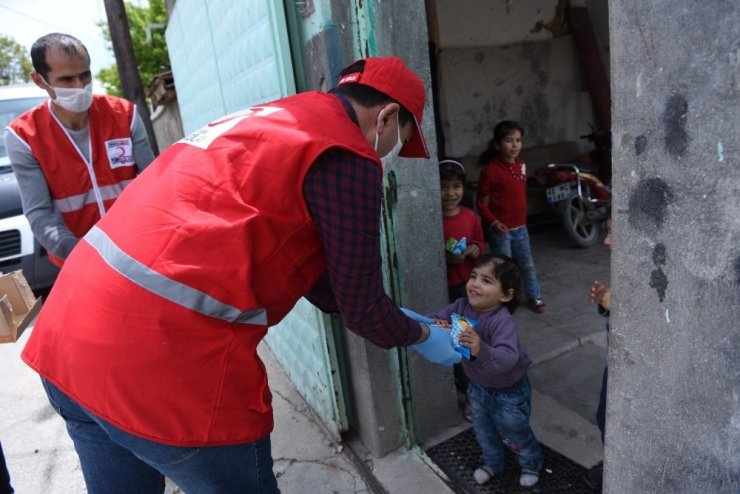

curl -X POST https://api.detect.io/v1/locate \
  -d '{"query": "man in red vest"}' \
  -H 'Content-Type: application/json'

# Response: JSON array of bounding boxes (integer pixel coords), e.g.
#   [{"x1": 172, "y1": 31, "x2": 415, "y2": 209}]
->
[
  {"x1": 4, "y1": 33, "x2": 154, "y2": 267},
  {"x1": 22, "y1": 56, "x2": 460, "y2": 492}
]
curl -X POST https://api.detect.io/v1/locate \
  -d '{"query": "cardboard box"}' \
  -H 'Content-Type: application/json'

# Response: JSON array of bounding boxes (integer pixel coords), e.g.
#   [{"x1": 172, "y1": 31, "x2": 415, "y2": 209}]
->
[{"x1": 0, "y1": 270, "x2": 42, "y2": 343}]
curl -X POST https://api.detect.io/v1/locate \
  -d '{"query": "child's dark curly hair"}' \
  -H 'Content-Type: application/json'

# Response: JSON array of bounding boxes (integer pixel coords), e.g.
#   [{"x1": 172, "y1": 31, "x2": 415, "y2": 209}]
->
[{"x1": 472, "y1": 253, "x2": 522, "y2": 313}]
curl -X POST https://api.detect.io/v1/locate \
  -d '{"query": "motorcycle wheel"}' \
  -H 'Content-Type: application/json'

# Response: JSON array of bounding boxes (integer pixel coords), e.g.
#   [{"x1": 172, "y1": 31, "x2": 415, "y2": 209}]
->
[{"x1": 562, "y1": 192, "x2": 599, "y2": 248}]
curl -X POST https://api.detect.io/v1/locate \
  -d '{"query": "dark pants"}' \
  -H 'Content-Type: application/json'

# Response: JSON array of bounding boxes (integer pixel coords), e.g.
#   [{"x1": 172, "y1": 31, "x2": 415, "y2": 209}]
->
[
  {"x1": 596, "y1": 366, "x2": 608, "y2": 444},
  {"x1": 0, "y1": 442, "x2": 13, "y2": 494}
]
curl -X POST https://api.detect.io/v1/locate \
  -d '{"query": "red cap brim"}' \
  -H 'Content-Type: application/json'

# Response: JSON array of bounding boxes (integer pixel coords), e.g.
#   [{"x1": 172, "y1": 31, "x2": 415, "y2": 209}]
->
[
  {"x1": 399, "y1": 114, "x2": 429, "y2": 158},
  {"x1": 338, "y1": 57, "x2": 430, "y2": 159}
]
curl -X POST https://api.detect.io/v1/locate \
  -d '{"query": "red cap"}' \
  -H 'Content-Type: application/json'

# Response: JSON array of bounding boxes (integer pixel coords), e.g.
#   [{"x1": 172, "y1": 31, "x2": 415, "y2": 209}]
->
[{"x1": 337, "y1": 56, "x2": 429, "y2": 159}]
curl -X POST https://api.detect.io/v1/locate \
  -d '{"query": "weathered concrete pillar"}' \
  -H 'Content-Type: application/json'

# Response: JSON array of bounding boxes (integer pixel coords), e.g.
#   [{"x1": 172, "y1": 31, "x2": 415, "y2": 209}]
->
[
  {"x1": 292, "y1": 0, "x2": 458, "y2": 456},
  {"x1": 608, "y1": 2, "x2": 739, "y2": 492},
  {"x1": 372, "y1": 0, "x2": 461, "y2": 448}
]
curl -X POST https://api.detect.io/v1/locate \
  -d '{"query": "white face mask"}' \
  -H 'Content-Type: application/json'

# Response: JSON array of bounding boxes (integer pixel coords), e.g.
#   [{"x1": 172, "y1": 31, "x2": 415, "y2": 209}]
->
[
  {"x1": 374, "y1": 114, "x2": 403, "y2": 173},
  {"x1": 44, "y1": 79, "x2": 94, "y2": 113}
]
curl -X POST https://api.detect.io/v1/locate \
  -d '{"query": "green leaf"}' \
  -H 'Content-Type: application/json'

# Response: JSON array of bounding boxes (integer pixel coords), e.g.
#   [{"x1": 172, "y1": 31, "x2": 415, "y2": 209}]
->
[
  {"x1": 0, "y1": 35, "x2": 33, "y2": 85},
  {"x1": 95, "y1": 0, "x2": 171, "y2": 100}
]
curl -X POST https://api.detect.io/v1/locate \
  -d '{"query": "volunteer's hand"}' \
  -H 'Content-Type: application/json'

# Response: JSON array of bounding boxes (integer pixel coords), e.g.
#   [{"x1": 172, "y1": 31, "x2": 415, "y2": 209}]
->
[
  {"x1": 401, "y1": 307, "x2": 435, "y2": 325},
  {"x1": 401, "y1": 308, "x2": 462, "y2": 366},
  {"x1": 411, "y1": 325, "x2": 462, "y2": 366}
]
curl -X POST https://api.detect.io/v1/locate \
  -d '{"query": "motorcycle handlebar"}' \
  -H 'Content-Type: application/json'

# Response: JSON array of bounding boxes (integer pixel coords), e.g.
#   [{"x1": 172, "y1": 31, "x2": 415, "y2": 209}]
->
[{"x1": 547, "y1": 163, "x2": 582, "y2": 173}]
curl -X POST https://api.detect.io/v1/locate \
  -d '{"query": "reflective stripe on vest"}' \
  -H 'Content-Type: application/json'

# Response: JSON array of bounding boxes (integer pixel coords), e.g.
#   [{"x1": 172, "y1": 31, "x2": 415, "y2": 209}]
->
[
  {"x1": 85, "y1": 226, "x2": 268, "y2": 325},
  {"x1": 53, "y1": 179, "x2": 135, "y2": 213}
]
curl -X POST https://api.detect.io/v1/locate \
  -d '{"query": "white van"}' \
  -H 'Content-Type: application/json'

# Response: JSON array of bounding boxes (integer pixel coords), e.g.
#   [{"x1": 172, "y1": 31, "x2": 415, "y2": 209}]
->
[{"x1": 0, "y1": 83, "x2": 59, "y2": 290}]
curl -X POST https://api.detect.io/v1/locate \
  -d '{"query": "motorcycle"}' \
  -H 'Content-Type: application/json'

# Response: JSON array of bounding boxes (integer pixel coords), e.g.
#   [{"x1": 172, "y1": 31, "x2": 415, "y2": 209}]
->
[{"x1": 528, "y1": 131, "x2": 612, "y2": 248}]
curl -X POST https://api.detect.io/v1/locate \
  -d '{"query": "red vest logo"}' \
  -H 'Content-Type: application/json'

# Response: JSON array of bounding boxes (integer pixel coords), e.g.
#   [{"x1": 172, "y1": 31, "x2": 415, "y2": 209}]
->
[{"x1": 105, "y1": 138, "x2": 135, "y2": 168}]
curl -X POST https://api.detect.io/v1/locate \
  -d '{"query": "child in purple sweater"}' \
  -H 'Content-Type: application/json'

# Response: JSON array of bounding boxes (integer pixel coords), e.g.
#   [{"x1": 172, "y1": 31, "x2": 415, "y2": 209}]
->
[{"x1": 428, "y1": 253, "x2": 543, "y2": 487}]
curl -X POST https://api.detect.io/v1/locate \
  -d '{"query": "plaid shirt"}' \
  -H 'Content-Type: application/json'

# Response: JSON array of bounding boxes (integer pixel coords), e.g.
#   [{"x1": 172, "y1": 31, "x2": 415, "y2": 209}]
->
[{"x1": 302, "y1": 98, "x2": 422, "y2": 348}]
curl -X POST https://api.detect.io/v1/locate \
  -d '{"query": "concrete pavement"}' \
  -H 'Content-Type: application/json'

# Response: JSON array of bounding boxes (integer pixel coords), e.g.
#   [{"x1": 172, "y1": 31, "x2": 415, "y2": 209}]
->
[
  {"x1": 0, "y1": 223, "x2": 609, "y2": 493},
  {"x1": 0, "y1": 331, "x2": 376, "y2": 493},
  {"x1": 520, "y1": 222, "x2": 610, "y2": 470}
]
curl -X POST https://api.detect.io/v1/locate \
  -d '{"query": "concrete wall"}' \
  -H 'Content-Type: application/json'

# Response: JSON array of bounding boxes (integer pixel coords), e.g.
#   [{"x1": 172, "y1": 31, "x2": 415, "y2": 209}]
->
[
  {"x1": 285, "y1": 0, "x2": 616, "y2": 459},
  {"x1": 434, "y1": 0, "x2": 608, "y2": 56},
  {"x1": 431, "y1": 0, "x2": 609, "y2": 158},
  {"x1": 372, "y1": 0, "x2": 461, "y2": 450},
  {"x1": 288, "y1": 1, "x2": 394, "y2": 457},
  {"x1": 607, "y1": 2, "x2": 739, "y2": 493},
  {"x1": 289, "y1": 0, "x2": 460, "y2": 456},
  {"x1": 435, "y1": 37, "x2": 594, "y2": 156},
  {"x1": 434, "y1": 0, "x2": 562, "y2": 47}
]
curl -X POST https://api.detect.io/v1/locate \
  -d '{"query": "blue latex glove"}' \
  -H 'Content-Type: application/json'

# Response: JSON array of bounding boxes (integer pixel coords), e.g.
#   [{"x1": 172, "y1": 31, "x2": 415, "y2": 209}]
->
[
  {"x1": 401, "y1": 308, "x2": 462, "y2": 366},
  {"x1": 400, "y1": 307, "x2": 435, "y2": 325}
]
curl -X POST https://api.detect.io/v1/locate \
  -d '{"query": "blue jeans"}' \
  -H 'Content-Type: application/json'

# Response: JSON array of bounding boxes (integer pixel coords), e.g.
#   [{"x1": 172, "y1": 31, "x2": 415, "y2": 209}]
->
[
  {"x1": 467, "y1": 377, "x2": 543, "y2": 475},
  {"x1": 486, "y1": 226, "x2": 541, "y2": 301},
  {"x1": 42, "y1": 379, "x2": 279, "y2": 493}
]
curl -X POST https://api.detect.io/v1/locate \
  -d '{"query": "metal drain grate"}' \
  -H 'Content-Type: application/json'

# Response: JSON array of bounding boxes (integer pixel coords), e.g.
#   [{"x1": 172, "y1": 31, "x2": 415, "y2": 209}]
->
[{"x1": 426, "y1": 427, "x2": 595, "y2": 493}]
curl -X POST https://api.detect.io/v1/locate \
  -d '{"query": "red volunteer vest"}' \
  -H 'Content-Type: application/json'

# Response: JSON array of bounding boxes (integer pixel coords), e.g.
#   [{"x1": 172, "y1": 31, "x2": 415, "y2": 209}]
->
[
  {"x1": 10, "y1": 95, "x2": 138, "y2": 266},
  {"x1": 22, "y1": 92, "x2": 380, "y2": 446}
]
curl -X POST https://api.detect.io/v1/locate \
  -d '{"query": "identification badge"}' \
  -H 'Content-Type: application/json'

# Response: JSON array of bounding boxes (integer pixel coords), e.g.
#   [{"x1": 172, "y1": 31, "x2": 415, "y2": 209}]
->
[{"x1": 105, "y1": 138, "x2": 136, "y2": 168}]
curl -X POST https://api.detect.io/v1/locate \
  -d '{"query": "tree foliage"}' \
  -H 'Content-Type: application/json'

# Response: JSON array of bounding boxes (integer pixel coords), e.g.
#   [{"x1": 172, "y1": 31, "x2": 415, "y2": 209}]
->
[
  {"x1": 97, "y1": 0, "x2": 170, "y2": 97},
  {"x1": 0, "y1": 35, "x2": 33, "y2": 85}
]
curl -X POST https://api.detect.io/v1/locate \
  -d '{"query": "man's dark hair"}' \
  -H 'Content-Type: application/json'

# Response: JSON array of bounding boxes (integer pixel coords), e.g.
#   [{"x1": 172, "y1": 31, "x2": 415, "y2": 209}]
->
[
  {"x1": 31, "y1": 33, "x2": 90, "y2": 80},
  {"x1": 330, "y1": 60, "x2": 413, "y2": 127},
  {"x1": 473, "y1": 253, "x2": 522, "y2": 314}
]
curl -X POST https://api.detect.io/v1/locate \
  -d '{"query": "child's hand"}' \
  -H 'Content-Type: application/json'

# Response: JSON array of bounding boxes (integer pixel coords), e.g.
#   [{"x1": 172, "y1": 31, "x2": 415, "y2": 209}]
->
[
  {"x1": 465, "y1": 244, "x2": 481, "y2": 259},
  {"x1": 589, "y1": 281, "x2": 611, "y2": 310},
  {"x1": 433, "y1": 318, "x2": 451, "y2": 329},
  {"x1": 446, "y1": 251, "x2": 466, "y2": 265},
  {"x1": 491, "y1": 220, "x2": 508, "y2": 234},
  {"x1": 458, "y1": 327, "x2": 481, "y2": 357}
]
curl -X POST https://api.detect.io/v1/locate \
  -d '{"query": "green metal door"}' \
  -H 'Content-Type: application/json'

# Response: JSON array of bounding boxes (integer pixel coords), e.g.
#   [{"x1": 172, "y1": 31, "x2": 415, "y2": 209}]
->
[{"x1": 166, "y1": 0, "x2": 296, "y2": 132}]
